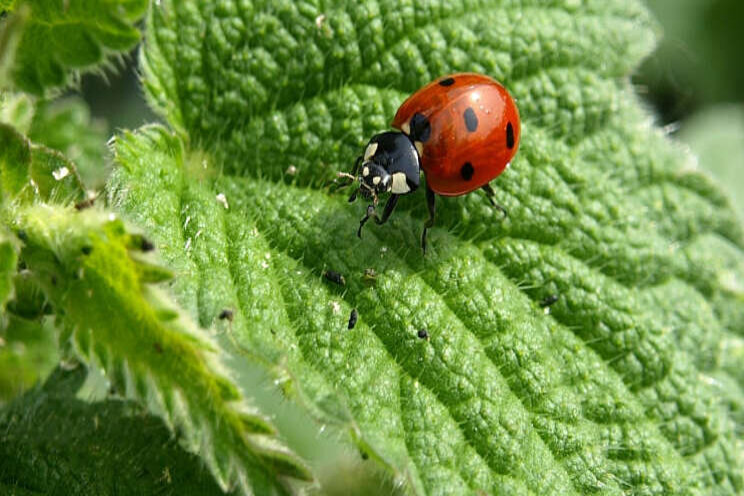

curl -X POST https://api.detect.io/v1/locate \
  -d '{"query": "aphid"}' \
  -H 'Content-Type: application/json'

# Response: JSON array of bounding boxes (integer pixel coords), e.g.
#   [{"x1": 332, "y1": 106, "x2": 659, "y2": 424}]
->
[
  {"x1": 539, "y1": 294, "x2": 559, "y2": 308},
  {"x1": 218, "y1": 309, "x2": 234, "y2": 321},
  {"x1": 339, "y1": 73, "x2": 520, "y2": 253},
  {"x1": 323, "y1": 269, "x2": 346, "y2": 286},
  {"x1": 348, "y1": 308, "x2": 358, "y2": 329}
]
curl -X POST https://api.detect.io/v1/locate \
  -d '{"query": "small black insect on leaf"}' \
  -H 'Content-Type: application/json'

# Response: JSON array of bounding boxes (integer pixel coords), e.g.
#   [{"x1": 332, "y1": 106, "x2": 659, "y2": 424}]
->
[
  {"x1": 348, "y1": 308, "x2": 358, "y2": 329},
  {"x1": 417, "y1": 328, "x2": 429, "y2": 340},
  {"x1": 539, "y1": 294, "x2": 559, "y2": 307},
  {"x1": 218, "y1": 309, "x2": 234, "y2": 321},
  {"x1": 323, "y1": 269, "x2": 346, "y2": 286}
]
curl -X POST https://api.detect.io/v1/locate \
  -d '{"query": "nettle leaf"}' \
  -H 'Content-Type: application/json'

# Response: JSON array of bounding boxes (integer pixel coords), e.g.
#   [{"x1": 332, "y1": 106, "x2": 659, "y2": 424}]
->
[
  {"x1": 27, "y1": 97, "x2": 109, "y2": 187},
  {"x1": 0, "y1": 0, "x2": 147, "y2": 95},
  {"x1": 0, "y1": 94, "x2": 109, "y2": 187},
  {"x1": 0, "y1": 125, "x2": 310, "y2": 489},
  {"x1": 111, "y1": 0, "x2": 744, "y2": 494},
  {"x1": 12, "y1": 203, "x2": 311, "y2": 493},
  {"x1": 0, "y1": 366, "x2": 228, "y2": 494},
  {"x1": 0, "y1": 122, "x2": 86, "y2": 204}
]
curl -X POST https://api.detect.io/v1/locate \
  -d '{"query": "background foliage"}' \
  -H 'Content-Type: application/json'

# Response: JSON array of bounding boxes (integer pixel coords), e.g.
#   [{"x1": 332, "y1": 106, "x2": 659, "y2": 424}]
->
[{"x1": 1, "y1": 0, "x2": 742, "y2": 495}]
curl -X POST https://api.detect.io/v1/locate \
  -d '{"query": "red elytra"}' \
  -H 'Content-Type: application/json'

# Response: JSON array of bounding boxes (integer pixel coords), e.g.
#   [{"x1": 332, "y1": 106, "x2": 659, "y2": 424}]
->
[{"x1": 392, "y1": 72, "x2": 520, "y2": 196}]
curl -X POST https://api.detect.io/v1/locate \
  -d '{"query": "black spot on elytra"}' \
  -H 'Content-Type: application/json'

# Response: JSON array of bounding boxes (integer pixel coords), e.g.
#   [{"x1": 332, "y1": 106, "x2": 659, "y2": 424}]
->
[
  {"x1": 438, "y1": 77, "x2": 455, "y2": 86},
  {"x1": 506, "y1": 122, "x2": 515, "y2": 149},
  {"x1": 410, "y1": 113, "x2": 431, "y2": 142},
  {"x1": 464, "y1": 107, "x2": 478, "y2": 132},
  {"x1": 460, "y1": 162, "x2": 474, "y2": 181}
]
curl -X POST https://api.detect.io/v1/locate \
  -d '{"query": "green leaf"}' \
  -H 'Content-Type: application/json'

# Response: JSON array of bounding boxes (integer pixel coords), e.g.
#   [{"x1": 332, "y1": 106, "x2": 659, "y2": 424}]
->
[
  {"x1": 0, "y1": 366, "x2": 231, "y2": 494},
  {"x1": 1, "y1": 115, "x2": 311, "y2": 490},
  {"x1": 0, "y1": 0, "x2": 147, "y2": 95},
  {"x1": 0, "y1": 313, "x2": 57, "y2": 403},
  {"x1": 111, "y1": 0, "x2": 744, "y2": 494},
  {"x1": 0, "y1": 4, "x2": 26, "y2": 89},
  {"x1": 0, "y1": 122, "x2": 86, "y2": 204},
  {"x1": 13, "y1": 203, "x2": 311, "y2": 492},
  {"x1": 0, "y1": 233, "x2": 16, "y2": 307},
  {"x1": 0, "y1": 92, "x2": 34, "y2": 133},
  {"x1": 1, "y1": 94, "x2": 110, "y2": 187},
  {"x1": 27, "y1": 97, "x2": 109, "y2": 188}
]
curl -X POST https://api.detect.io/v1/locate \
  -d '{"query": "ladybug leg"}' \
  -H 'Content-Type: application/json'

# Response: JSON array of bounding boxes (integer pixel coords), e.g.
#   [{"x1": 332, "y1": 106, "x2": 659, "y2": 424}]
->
[
  {"x1": 421, "y1": 186, "x2": 436, "y2": 254},
  {"x1": 357, "y1": 204, "x2": 376, "y2": 238},
  {"x1": 374, "y1": 194, "x2": 400, "y2": 224},
  {"x1": 357, "y1": 195, "x2": 400, "y2": 238},
  {"x1": 481, "y1": 183, "x2": 508, "y2": 220}
]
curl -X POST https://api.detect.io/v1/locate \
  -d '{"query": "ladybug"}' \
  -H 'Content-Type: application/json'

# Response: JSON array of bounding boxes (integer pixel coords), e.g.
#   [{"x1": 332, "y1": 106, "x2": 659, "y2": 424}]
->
[{"x1": 338, "y1": 73, "x2": 520, "y2": 252}]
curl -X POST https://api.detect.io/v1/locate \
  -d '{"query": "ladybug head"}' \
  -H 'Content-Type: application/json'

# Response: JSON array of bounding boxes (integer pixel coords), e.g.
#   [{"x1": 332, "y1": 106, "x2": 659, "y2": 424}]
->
[
  {"x1": 359, "y1": 160, "x2": 391, "y2": 201},
  {"x1": 353, "y1": 132, "x2": 420, "y2": 204}
]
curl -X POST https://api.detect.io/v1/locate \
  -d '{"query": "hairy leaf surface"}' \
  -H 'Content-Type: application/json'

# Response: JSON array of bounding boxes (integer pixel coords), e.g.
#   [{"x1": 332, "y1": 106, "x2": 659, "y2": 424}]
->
[
  {"x1": 110, "y1": 0, "x2": 744, "y2": 494},
  {"x1": 0, "y1": 119, "x2": 310, "y2": 491}
]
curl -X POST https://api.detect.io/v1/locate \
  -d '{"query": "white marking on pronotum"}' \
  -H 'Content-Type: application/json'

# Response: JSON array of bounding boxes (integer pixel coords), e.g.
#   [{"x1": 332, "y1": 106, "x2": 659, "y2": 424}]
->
[
  {"x1": 372, "y1": 176, "x2": 381, "y2": 185},
  {"x1": 362, "y1": 166, "x2": 370, "y2": 177},
  {"x1": 216, "y1": 193, "x2": 229, "y2": 209},
  {"x1": 414, "y1": 140, "x2": 424, "y2": 156},
  {"x1": 364, "y1": 142, "x2": 378, "y2": 160},
  {"x1": 391, "y1": 172, "x2": 410, "y2": 194},
  {"x1": 401, "y1": 122, "x2": 411, "y2": 135},
  {"x1": 52, "y1": 166, "x2": 70, "y2": 181}
]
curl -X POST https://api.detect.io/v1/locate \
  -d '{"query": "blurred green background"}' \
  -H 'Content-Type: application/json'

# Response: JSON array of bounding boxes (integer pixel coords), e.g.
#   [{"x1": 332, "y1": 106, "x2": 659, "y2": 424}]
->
[{"x1": 635, "y1": 0, "x2": 744, "y2": 222}]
